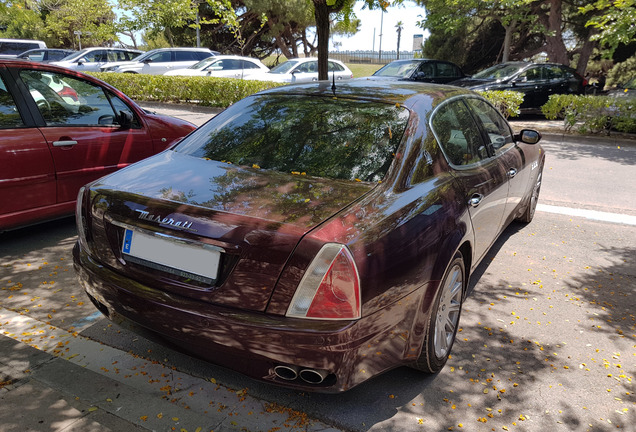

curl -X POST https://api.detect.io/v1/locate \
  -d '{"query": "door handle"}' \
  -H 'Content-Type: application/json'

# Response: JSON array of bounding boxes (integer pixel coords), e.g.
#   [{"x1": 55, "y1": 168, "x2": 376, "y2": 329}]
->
[
  {"x1": 508, "y1": 168, "x2": 518, "y2": 178},
  {"x1": 53, "y1": 140, "x2": 78, "y2": 147},
  {"x1": 469, "y1": 194, "x2": 483, "y2": 207}
]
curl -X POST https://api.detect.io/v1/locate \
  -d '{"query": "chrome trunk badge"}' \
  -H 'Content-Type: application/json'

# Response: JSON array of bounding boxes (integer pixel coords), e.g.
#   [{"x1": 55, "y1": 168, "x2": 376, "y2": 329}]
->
[{"x1": 135, "y1": 209, "x2": 194, "y2": 230}]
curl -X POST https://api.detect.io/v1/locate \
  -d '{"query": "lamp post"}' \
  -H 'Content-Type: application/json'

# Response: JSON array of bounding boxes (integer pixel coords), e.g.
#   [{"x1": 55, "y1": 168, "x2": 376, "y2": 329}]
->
[
  {"x1": 73, "y1": 30, "x2": 92, "y2": 50},
  {"x1": 378, "y1": 10, "x2": 383, "y2": 63}
]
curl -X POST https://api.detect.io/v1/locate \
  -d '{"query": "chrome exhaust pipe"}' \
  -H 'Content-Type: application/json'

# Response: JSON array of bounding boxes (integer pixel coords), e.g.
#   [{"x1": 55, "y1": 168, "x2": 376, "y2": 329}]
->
[
  {"x1": 299, "y1": 368, "x2": 329, "y2": 384},
  {"x1": 273, "y1": 365, "x2": 299, "y2": 381}
]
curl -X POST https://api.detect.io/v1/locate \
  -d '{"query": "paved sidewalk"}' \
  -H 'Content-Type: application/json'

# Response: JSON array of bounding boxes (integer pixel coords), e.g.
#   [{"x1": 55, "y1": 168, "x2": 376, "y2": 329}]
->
[{"x1": 0, "y1": 308, "x2": 341, "y2": 432}]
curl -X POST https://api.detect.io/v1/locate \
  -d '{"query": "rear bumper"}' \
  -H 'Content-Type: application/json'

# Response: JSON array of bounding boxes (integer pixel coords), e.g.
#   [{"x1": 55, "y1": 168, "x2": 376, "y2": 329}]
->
[{"x1": 73, "y1": 242, "x2": 429, "y2": 392}]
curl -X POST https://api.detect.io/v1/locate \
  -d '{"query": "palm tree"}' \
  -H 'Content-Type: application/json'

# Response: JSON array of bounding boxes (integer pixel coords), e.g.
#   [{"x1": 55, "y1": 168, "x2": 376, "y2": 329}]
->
[{"x1": 395, "y1": 21, "x2": 403, "y2": 60}]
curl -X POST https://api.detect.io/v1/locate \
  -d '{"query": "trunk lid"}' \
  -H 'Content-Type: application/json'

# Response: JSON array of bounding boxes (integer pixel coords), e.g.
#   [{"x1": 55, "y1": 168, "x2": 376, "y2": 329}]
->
[{"x1": 87, "y1": 151, "x2": 375, "y2": 312}]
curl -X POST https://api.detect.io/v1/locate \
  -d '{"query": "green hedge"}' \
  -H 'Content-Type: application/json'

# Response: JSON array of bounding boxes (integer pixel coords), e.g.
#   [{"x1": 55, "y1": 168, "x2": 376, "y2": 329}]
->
[
  {"x1": 541, "y1": 94, "x2": 636, "y2": 134},
  {"x1": 91, "y1": 72, "x2": 283, "y2": 107},
  {"x1": 479, "y1": 90, "x2": 524, "y2": 118},
  {"x1": 93, "y1": 72, "x2": 529, "y2": 118}
]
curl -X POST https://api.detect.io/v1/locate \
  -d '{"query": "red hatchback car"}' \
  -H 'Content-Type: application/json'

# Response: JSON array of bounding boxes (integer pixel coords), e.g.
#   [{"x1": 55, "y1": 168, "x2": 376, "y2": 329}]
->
[
  {"x1": 74, "y1": 80, "x2": 544, "y2": 392},
  {"x1": 0, "y1": 60, "x2": 196, "y2": 231}
]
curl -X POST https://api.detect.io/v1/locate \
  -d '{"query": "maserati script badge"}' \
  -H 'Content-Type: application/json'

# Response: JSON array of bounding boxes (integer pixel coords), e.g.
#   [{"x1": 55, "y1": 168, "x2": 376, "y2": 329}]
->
[{"x1": 135, "y1": 209, "x2": 195, "y2": 230}]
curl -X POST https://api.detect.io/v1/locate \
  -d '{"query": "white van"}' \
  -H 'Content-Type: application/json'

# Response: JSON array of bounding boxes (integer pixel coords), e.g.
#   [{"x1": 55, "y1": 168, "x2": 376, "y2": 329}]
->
[{"x1": 0, "y1": 39, "x2": 47, "y2": 59}]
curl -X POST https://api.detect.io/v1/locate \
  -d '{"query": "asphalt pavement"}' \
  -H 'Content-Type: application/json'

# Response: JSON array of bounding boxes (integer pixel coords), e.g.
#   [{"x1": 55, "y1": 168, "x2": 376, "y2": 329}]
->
[{"x1": 1, "y1": 102, "x2": 634, "y2": 432}]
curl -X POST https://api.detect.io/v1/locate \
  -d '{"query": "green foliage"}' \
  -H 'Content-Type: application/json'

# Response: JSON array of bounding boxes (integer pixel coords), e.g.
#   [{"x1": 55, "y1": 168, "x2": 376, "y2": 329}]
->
[
  {"x1": 607, "y1": 55, "x2": 636, "y2": 88},
  {"x1": 91, "y1": 73, "x2": 283, "y2": 107},
  {"x1": 45, "y1": 0, "x2": 118, "y2": 48},
  {"x1": 542, "y1": 94, "x2": 636, "y2": 134},
  {"x1": 478, "y1": 90, "x2": 524, "y2": 118},
  {"x1": 580, "y1": 0, "x2": 636, "y2": 55},
  {"x1": 0, "y1": 4, "x2": 49, "y2": 42}
]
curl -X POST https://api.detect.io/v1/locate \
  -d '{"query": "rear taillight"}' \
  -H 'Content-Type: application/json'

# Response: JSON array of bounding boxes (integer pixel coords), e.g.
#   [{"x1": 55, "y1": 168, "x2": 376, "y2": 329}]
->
[{"x1": 286, "y1": 244, "x2": 361, "y2": 320}]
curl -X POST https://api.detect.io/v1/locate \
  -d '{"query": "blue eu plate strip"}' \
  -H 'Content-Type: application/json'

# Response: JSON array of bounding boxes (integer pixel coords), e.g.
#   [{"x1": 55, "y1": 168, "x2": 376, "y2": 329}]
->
[{"x1": 122, "y1": 229, "x2": 133, "y2": 254}]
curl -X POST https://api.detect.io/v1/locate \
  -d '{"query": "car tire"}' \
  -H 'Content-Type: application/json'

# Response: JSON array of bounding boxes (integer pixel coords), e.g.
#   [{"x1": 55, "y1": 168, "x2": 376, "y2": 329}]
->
[
  {"x1": 411, "y1": 252, "x2": 465, "y2": 373},
  {"x1": 518, "y1": 161, "x2": 543, "y2": 223}
]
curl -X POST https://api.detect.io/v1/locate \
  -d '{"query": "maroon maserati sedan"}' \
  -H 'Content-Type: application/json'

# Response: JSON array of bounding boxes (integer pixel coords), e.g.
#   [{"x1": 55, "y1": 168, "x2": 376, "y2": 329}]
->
[
  {"x1": 73, "y1": 80, "x2": 544, "y2": 392},
  {"x1": 0, "y1": 59, "x2": 196, "y2": 231}
]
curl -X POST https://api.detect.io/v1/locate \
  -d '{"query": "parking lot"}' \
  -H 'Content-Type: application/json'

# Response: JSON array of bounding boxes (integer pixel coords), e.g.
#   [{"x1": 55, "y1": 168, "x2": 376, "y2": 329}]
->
[{"x1": 1, "y1": 108, "x2": 635, "y2": 431}]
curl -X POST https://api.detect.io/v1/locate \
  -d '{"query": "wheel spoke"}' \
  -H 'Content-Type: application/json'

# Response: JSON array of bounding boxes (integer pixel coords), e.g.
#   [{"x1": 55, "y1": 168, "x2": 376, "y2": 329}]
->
[
  {"x1": 444, "y1": 314, "x2": 456, "y2": 333},
  {"x1": 448, "y1": 301, "x2": 461, "y2": 315},
  {"x1": 450, "y1": 279, "x2": 462, "y2": 299}
]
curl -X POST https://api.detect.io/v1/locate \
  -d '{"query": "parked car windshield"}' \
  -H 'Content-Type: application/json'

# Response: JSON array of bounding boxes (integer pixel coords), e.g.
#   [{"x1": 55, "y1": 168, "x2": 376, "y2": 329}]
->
[
  {"x1": 131, "y1": 50, "x2": 159, "y2": 62},
  {"x1": 373, "y1": 60, "x2": 420, "y2": 78},
  {"x1": 472, "y1": 63, "x2": 524, "y2": 81},
  {"x1": 269, "y1": 60, "x2": 299, "y2": 74},
  {"x1": 189, "y1": 57, "x2": 216, "y2": 69},
  {"x1": 175, "y1": 94, "x2": 410, "y2": 182},
  {"x1": 60, "y1": 48, "x2": 92, "y2": 61}
]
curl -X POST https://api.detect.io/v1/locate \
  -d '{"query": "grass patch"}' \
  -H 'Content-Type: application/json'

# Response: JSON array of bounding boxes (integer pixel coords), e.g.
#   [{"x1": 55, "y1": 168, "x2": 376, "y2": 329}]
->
[{"x1": 349, "y1": 63, "x2": 383, "y2": 78}]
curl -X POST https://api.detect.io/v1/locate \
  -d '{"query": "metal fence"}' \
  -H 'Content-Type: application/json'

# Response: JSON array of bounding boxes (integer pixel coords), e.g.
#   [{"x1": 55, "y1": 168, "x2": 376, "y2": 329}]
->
[{"x1": 329, "y1": 50, "x2": 418, "y2": 65}]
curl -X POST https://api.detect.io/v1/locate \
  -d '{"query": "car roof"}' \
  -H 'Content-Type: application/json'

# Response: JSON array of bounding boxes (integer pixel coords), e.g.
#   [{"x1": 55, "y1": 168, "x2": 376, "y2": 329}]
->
[
  {"x1": 151, "y1": 47, "x2": 213, "y2": 52},
  {"x1": 209, "y1": 55, "x2": 257, "y2": 60},
  {"x1": 257, "y1": 78, "x2": 473, "y2": 107},
  {"x1": 78, "y1": 47, "x2": 142, "y2": 52},
  {"x1": 288, "y1": 57, "x2": 345, "y2": 64}
]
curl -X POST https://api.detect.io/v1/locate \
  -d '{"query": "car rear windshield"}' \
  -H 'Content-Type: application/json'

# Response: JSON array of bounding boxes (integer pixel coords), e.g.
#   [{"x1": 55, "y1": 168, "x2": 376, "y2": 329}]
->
[{"x1": 175, "y1": 94, "x2": 410, "y2": 182}]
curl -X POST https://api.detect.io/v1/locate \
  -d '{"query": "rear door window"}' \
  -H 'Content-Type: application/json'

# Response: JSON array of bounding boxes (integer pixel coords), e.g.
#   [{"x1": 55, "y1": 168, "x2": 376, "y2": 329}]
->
[
  {"x1": 20, "y1": 70, "x2": 119, "y2": 126},
  {"x1": 431, "y1": 99, "x2": 487, "y2": 166},
  {"x1": 436, "y1": 62, "x2": 462, "y2": 78},
  {"x1": 464, "y1": 98, "x2": 514, "y2": 154}
]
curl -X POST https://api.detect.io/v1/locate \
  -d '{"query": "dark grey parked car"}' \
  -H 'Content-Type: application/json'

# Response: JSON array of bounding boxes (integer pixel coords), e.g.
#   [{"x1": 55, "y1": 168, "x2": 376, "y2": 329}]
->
[
  {"x1": 371, "y1": 59, "x2": 466, "y2": 84},
  {"x1": 453, "y1": 62, "x2": 587, "y2": 112}
]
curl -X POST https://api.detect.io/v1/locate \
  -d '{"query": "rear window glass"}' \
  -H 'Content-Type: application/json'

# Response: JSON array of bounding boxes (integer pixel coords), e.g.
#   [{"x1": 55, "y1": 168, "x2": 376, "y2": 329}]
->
[{"x1": 175, "y1": 94, "x2": 410, "y2": 182}]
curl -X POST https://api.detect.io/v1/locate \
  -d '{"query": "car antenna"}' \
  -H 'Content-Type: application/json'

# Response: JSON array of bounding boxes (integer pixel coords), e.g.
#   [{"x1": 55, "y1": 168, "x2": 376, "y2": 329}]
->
[{"x1": 331, "y1": 71, "x2": 337, "y2": 94}]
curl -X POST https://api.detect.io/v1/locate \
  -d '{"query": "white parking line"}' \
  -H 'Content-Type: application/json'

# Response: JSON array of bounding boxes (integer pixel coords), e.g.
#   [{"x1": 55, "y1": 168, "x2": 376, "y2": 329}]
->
[{"x1": 537, "y1": 204, "x2": 636, "y2": 226}]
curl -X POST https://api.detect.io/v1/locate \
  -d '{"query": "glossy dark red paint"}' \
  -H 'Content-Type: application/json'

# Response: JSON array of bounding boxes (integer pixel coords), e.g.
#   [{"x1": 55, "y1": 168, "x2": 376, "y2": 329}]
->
[
  {"x1": 73, "y1": 80, "x2": 545, "y2": 392},
  {"x1": 0, "y1": 60, "x2": 196, "y2": 231}
]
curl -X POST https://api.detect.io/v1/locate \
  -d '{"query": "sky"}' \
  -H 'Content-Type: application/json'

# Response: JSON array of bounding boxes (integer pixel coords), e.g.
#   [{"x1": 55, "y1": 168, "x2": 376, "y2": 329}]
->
[
  {"x1": 114, "y1": 1, "x2": 429, "y2": 53},
  {"x1": 330, "y1": 1, "x2": 429, "y2": 52}
]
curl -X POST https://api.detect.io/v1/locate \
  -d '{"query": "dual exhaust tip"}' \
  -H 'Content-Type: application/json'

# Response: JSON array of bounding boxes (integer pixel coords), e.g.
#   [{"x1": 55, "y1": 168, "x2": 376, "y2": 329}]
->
[{"x1": 273, "y1": 365, "x2": 331, "y2": 385}]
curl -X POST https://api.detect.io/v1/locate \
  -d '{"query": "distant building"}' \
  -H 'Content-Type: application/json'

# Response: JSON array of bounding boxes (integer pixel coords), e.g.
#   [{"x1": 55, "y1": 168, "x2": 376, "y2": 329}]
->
[{"x1": 413, "y1": 34, "x2": 423, "y2": 51}]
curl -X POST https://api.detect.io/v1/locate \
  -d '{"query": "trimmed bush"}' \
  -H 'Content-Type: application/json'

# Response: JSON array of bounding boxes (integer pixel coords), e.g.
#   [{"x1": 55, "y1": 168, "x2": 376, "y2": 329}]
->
[
  {"x1": 478, "y1": 90, "x2": 524, "y2": 118},
  {"x1": 91, "y1": 73, "x2": 283, "y2": 107},
  {"x1": 542, "y1": 94, "x2": 635, "y2": 134}
]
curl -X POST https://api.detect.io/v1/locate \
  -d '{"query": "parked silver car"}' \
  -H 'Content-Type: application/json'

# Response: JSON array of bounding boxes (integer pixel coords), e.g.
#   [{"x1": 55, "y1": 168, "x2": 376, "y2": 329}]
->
[
  {"x1": 101, "y1": 48, "x2": 218, "y2": 75},
  {"x1": 245, "y1": 58, "x2": 353, "y2": 83},
  {"x1": 163, "y1": 55, "x2": 269, "y2": 78},
  {"x1": 50, "y1": 47, "x2": 143, "y2": 73}
]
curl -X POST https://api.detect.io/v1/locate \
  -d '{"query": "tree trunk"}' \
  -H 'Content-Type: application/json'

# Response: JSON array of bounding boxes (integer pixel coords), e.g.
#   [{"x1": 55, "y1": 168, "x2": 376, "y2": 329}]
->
[
  {"x1": 544, "y1": 0, "x2": 569, "y2": 64},
  {"x1": 501, "y1": 19, "x2": 517, "y2": 63},
  {"x1": 396, "y1": 28, "x2": 401, "y2": 60},
  {"x1": 576, "y1": 28, "x2": 598, "y2": 76},
  {"x1": 314, "y1": 1, "x2": 330, "y2": 80}
]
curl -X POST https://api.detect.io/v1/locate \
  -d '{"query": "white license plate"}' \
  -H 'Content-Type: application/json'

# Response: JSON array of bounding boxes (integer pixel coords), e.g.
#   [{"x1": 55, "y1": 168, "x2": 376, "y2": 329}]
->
[{"x1": 122, "y1": 228, "x2": 220, "y2": 284}]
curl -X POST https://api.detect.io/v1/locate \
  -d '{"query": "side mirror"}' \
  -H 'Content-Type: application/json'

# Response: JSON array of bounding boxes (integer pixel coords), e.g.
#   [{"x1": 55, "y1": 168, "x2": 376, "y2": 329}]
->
[
  {"x1": 514, "y1": 129, "x2": 541, "y2": 144},
  {"x1": 143, "y1": 58, "x2": 152, "y2": 64},
  {"x1": 411, "y1": 71, "x2": 428, "y2": 81},
  {"x1": 117, "y1": 110, "x2": 133, "y2": 129}
]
